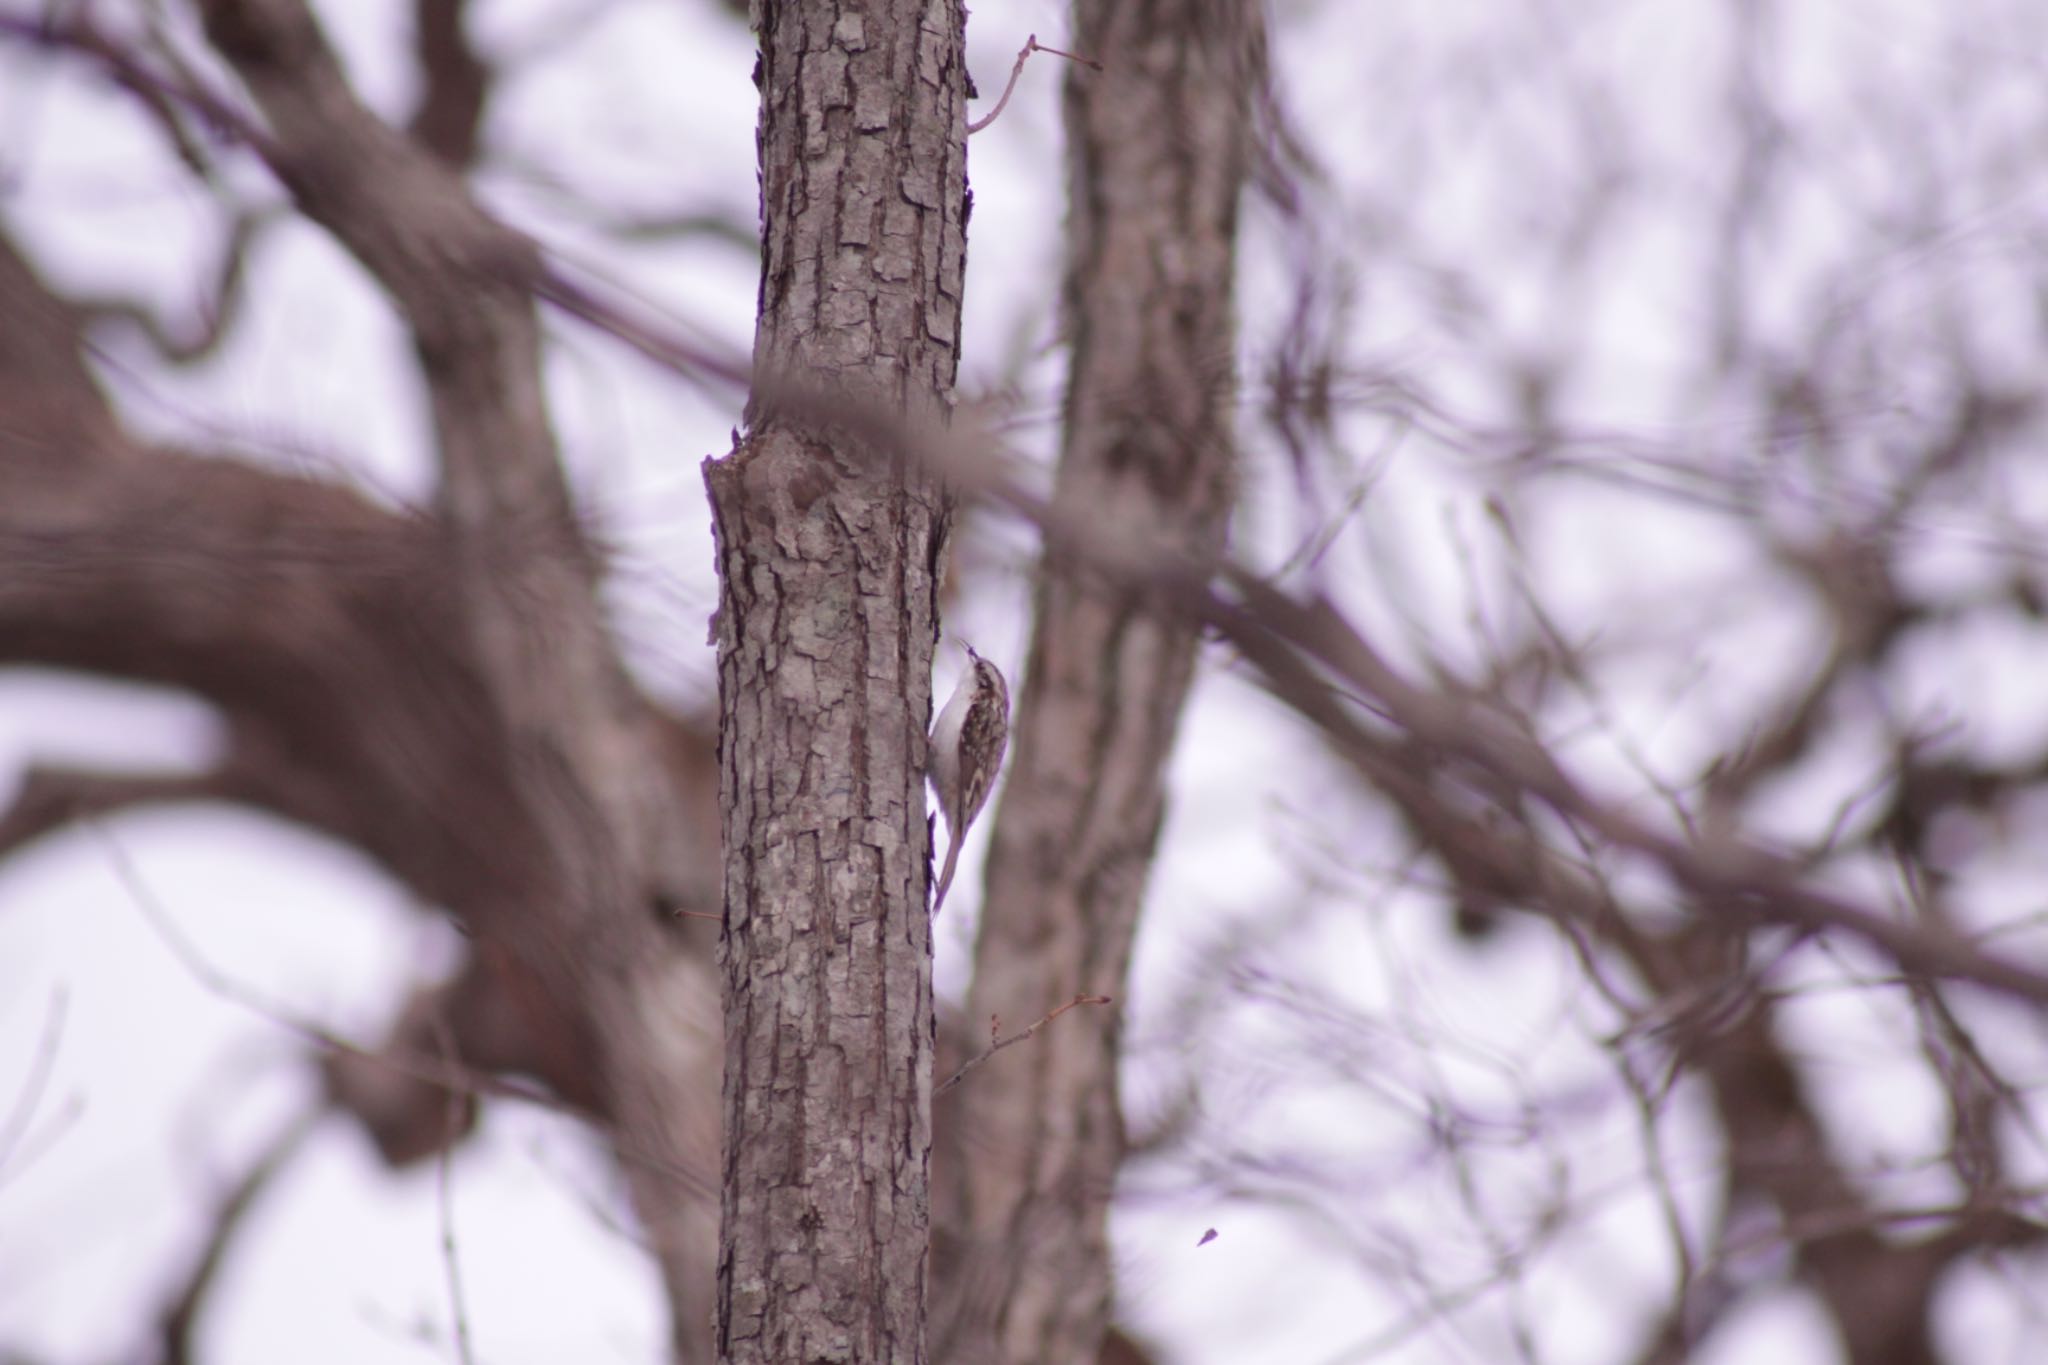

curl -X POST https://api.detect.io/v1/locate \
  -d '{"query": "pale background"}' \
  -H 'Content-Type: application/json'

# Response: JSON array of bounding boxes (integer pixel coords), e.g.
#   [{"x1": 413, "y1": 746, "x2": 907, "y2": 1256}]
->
[{"x1": 5, "y1": 1, "x2": 2046, "y2": 1361}]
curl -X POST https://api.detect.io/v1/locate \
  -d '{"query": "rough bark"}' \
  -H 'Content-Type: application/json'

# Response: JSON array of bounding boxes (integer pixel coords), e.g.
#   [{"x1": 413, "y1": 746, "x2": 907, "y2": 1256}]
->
[
  {"x1": 703, "y1": 1, "x2": 968, "y2": 1360},
  {"x1": 934, "y1": 4, "x2": 1259, "y2": 1362}
]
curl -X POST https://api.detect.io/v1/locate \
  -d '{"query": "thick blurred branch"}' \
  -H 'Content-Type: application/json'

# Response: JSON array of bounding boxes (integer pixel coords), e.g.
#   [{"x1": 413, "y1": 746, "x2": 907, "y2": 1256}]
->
[
  {"x1": 408, "y1": 0, "x2": 488, "y2": 168},
  {"x1": 935, "y1": 4, "x2": 1259, "y2": 1362},
  {"x1": 0, "y1": 9, "x2": 727, "y2": 1338}
]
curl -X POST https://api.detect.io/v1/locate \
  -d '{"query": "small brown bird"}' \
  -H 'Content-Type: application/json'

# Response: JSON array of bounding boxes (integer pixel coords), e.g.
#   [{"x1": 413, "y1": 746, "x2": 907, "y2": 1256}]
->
[{"x1": 927, "y1": 646, "x2": 1009, "y2": 916}]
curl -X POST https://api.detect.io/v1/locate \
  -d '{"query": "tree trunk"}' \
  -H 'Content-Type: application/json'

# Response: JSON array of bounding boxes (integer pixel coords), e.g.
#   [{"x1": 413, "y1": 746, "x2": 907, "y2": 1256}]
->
[
  {"x1": 934, "y1": 3, "x2": 1260, "y2": 1362},
  {"x1": 704, "y1": 1, "x2": 969, "y2": 1360}
]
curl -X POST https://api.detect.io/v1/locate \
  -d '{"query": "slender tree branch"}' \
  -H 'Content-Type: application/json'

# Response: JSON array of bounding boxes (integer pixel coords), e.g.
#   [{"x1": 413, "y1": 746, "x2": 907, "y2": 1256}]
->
[
  {"x1": 428, "y1": 1012, "x2": 478, "y2": 1365},
  {"x1": 157, "y1": 1108, "x2": 321, "y2": 1365},
  {"x1": 0, "y1": 990, "x2": 68, "y2": 1184},
  {"x1": 968, "y1": 34, "x2": 1101, "y2": 135},
  {"x1": 937, "y1": 995, "x2": 1113, "y2": 1098}
]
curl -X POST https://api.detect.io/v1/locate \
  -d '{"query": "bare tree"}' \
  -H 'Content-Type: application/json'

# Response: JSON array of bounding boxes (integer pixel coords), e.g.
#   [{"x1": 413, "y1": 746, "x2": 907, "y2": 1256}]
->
[
  {"x1": 13, "y1": 3, "x2": 2048, "y2": 1365},
  {"x1": 703, "y1": 0, "x2": 965, "y2": 1357}
]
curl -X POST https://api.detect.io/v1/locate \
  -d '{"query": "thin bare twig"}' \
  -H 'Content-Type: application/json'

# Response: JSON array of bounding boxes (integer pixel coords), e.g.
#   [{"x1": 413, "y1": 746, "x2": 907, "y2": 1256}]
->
[
  {"x1": 428, "y1": 1012, "x2": 478, "y2": 1365},
  {"x1": 968, "y1": 34, "x2": 1102, "y2": 135},
  {"x1": 937, "y1": 994, "x2": 1112, "y2": 1097},
  {"x1": 535, "y1": 263, "x2": 751, "y2": 393},
  {"x1": 89, "y1": 819, "x2": 719, "y2": 1202},
  {"x1": 89, "y1": 819, "x2": 554, "y2": 1110},
  {"x1": 0, "y1": 13, "x2": 273, "y2": 156},
  {"x1": 0, "y1": 990, "x2": 70, "y2": 1184}
]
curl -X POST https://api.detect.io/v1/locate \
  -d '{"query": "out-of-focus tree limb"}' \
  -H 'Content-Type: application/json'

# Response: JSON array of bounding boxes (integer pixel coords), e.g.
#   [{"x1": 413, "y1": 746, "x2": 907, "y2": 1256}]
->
[
  {"x1": 407, "y1": 0, "x2": 488, "y2": 169},
  {"x1": 934, "y1": 3, "x2": 1261, "y2": 1362},
  {"x1": 1, "y1": 128, "x2": 727, "y2": 1349},
  {"x1": 153, "y1": 1108, "x2": 321, "y2": 1365}
]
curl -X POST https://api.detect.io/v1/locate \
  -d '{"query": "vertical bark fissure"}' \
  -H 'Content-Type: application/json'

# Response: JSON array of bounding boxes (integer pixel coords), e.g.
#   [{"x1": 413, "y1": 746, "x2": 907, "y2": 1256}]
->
[
  {"x1": 708, "y1": 1, "x2": 968, "y2": 1360},
  {"x1": 935, "y1": 4, "x2": 1260, "y2": 1362}
]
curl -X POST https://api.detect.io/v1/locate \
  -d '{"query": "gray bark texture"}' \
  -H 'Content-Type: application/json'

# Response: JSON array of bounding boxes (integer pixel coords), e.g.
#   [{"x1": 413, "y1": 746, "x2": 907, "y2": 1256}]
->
[
  {"x1": 703, "y1": 1, "x2": 968, "y2": 1361},
  {"x1": 933, "y1": 3, "x2": 1261, "y2": 1362}
]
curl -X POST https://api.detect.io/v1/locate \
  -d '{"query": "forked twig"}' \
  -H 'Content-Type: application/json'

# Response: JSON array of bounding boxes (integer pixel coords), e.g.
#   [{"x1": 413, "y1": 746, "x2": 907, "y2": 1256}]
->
[{"x1": 968, "y1": 34, "x2": 1103, "y2": 135}]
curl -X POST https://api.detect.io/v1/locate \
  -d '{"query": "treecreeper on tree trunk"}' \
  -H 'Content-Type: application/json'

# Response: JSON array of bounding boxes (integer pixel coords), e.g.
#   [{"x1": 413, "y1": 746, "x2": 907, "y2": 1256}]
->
[{"x1": 928, "y1": 645, "x2": 1011, "y2": 917}]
